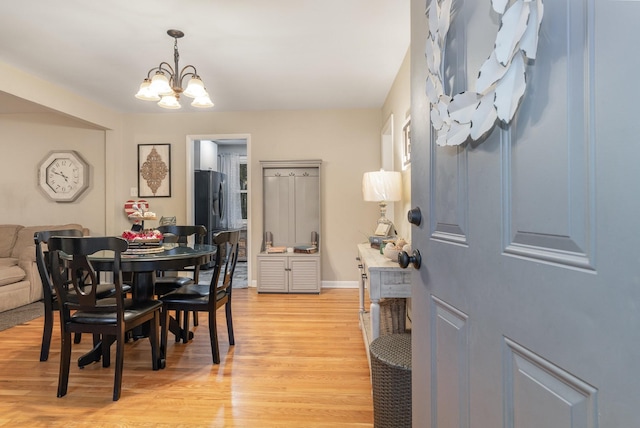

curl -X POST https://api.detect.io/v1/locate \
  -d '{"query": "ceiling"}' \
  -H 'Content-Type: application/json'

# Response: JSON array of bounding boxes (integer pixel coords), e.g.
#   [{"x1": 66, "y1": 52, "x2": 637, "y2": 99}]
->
[{"x1": 0, "y1": 1, "x2": 410, "y2": 114}]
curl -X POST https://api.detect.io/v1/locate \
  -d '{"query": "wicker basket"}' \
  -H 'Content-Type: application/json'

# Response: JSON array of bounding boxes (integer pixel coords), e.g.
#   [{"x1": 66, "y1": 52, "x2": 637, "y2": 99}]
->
[
  {"x1": 370, "y1": 333, "x2": 412, "y2": 428},
  {"x1": 379, "y1": 298, "x2": 407, "y2": 335}
]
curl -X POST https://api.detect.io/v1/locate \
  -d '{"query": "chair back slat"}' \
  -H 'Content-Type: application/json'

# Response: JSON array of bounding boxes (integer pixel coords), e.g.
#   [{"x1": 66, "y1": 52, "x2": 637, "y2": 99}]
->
[
  {"x1": 156, "y1": 225, "x2": 207, "y2": 244},
  {"x1": 219, "y1": 230, "x2": 240, "y2": 293},
  {"x1": 35, "y1": 229, "x2": 84, "y2": 301},
  {"x1": 156, "y1": 225, "x2": 207, "y2": 283},
  {"x1": 208, "y1": 230, "x2": 240, "y2": 295},
  {"x1": 48, "y1": 236, "x2": 128, "y2": 315}
]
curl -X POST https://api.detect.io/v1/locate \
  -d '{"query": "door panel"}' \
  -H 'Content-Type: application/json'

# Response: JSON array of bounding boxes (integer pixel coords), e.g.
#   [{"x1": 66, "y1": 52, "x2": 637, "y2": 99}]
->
[
  {"x1": 504, "y1": 338, "x2": 598, "y2": 428},
  {"x1": 410, "y1": 0, "x2": 640, "y2": 427},
  {"x1": 430, "y1": 296, "x2": 469, "y2": 428},
  {"x1": 431, "y1": 146, "x2": 468, "y2": 245}
]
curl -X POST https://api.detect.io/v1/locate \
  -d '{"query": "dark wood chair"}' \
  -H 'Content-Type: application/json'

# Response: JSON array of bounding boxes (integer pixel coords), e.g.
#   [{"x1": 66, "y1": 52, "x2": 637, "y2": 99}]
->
[
  {"x1": 34, "y1": 229, "x2": 132, "y2": 362},
  {"x1": 154, "y1": 224, "x2": 207, "y2": 292},
  {"x1": 160, "y1": 229, "x2": 240, "y2": 364},
  {"x1": 155, "y1": 225, "x2": 207, "y2": 329},
  {"x1": 48, "y1": 236, "x2": 162, "y2": 401}
]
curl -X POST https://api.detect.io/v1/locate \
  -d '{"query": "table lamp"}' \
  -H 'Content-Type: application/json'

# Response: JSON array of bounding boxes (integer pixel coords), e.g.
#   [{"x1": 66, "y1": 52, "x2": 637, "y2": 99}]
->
[{"x1": 362, "y1": 170, "x2": 402, "y2": 242}]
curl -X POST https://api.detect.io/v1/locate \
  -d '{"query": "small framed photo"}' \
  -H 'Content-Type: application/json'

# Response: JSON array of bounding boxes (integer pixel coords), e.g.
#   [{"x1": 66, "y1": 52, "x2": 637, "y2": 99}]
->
[
  {"x1": 374, "y1": 223, "x2": 392, "y2": 237},
  {"x1": 402, "y1": 116, "x2": 411, "y2": 169},
  {"x1": 138, "y1": 144, "x2": 171, "y2": 197}
]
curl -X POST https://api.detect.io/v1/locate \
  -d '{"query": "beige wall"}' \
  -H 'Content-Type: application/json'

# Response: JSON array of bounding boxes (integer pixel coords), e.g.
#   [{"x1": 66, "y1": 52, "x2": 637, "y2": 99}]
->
[
  {"x1": 0, "y1": 114, "x2": 108, "y2": 235},
  {"x1": 0, "y1": 50, "x2": 410, "y2": 285},
  {"x1": 381, "y1": 49, "x2": 411, "y2": 241},
  {"x1": 119, "y1": 109, "x2": 382, "y2": 283}
]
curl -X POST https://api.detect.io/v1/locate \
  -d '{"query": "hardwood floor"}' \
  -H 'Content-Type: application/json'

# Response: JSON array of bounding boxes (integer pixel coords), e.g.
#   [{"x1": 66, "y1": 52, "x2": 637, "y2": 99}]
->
[{"x1": 0, "y1": 288, "x2": 373, "y2": 427}]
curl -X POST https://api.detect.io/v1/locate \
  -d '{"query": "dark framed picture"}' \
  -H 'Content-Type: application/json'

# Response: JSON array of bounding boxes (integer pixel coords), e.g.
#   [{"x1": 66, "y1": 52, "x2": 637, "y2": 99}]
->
[{"x1": 138, "y1": 144, "x2": 171, "y2": 197}]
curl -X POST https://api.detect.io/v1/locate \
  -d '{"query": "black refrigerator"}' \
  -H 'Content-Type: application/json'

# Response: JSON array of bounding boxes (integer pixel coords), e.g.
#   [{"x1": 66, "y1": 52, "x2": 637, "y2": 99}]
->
[{"x1": 194, "y1": 171, "x2": 226, "y2": 267}]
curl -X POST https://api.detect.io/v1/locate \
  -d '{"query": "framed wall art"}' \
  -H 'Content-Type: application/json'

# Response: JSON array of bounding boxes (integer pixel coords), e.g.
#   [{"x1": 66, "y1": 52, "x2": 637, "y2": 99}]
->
[
  {"x1": 402, "y1": 116, "x2": 411, "y2": 169},
  {"x1": 138, "y1": 144, "x2": 171, "y2": 197}
]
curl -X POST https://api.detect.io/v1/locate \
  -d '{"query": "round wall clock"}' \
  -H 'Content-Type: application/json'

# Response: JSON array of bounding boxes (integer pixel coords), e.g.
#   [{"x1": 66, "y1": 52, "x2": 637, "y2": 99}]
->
[{"x1": 38, "y1": 150, "x2": 90, "y2": 202}]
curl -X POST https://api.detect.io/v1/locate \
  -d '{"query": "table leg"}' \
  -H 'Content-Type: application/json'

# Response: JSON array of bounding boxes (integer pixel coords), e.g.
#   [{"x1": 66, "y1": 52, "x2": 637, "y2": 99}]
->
[
  {"x1": 359, "y1": 272, "x2": 365, "y2": 314},
  {"x1": 370, "y1": 299, "x2": 380, "y2": 340},
  {"x1": 76, "y1": 270, "x2": 156, "y2": 366},
  {"x1": 78, "y1": 335, "x2": 115, "y2": 368},
  {"x1": 132, "y1": 271, "x2": 186, "y2": 339}
]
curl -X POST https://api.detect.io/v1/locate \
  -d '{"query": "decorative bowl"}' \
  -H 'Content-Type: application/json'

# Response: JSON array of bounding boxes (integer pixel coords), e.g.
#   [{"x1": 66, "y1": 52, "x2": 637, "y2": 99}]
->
[{"x1": 383, "y1": 246, "x2": 401, "y2": 262}]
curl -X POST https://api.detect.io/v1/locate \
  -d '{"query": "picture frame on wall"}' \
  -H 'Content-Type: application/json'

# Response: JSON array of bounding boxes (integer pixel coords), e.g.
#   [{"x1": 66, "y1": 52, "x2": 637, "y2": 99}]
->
[
  {"x1": 402, "y1": 116, "x2": 411, "y2": 169},
  {"x1": 138, "y1": 144, "x2": 171, "y2": 197}
]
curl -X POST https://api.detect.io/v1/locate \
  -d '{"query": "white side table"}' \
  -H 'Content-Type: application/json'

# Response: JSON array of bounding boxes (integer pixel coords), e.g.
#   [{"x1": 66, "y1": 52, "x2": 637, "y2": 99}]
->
[{"x1": 357, "y1": 243, "x2": 411, "y2": 363}]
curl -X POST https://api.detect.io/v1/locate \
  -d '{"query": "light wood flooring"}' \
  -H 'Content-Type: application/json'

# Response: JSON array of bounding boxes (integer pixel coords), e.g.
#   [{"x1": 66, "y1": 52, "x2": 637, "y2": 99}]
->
[{"x1": 0, "y1": 288, "x2": 373, "y2": 427}]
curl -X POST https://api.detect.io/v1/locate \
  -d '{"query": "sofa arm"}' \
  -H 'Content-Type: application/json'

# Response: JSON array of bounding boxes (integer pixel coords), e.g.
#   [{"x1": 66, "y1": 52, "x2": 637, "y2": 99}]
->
[
  {"x1": 18, "y1": 245, "x2": 44, "y2": 302},
  {"x1": 18, "y1": 244, "x2": 36, "y2": 263}
]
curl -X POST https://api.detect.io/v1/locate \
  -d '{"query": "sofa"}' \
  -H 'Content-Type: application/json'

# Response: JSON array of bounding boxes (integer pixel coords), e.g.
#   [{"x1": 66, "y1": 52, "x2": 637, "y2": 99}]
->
[{"x1": 0, "y1": 224, "x2": 86, "y2": 313}]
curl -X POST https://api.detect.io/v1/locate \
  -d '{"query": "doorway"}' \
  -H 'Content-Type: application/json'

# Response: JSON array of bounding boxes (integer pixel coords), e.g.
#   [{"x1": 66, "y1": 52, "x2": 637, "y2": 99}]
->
[{"x1": 186, "y1": 134, "x2": 251, "y2": 276}]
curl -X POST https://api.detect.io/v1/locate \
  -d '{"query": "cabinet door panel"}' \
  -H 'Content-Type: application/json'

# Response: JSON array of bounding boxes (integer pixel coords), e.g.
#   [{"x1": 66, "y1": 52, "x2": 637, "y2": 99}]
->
[
  {"x1": 294, "y1": 174, "x2": 320, "y2": 245},
  {"x1": 289, "y1": 257, "x2": 320, "y2": 293},
  {"x1": 257, "y1": 256, "x2": 288, "y2": 292},
  {"x1": 263, "y1": 176, "x2": 292, "y2": 245}
]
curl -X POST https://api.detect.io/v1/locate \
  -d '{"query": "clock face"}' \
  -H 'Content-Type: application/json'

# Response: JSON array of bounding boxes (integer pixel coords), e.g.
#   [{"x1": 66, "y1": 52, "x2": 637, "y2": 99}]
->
[{"x1": 38, "y1": 151, "x2": 89, "y2": 202}]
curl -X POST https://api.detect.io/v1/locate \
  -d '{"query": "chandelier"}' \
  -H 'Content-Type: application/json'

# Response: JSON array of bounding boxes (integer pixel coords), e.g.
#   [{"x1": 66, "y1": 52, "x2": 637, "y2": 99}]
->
[{"x1": 135, "y1": 29, "x2": 214, "y2": 109}]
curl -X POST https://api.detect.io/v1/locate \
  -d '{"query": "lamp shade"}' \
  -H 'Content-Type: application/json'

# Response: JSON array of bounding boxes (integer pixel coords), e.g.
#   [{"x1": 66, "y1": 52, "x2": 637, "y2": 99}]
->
[
  {"x1": 135, "y1": 79, "x2": 161, "y2": 101},
  {"x1": 362, "y1": 170, "x2": 402, "y2": 202},
  {"x1": 191, "y1": 94, "x2": 214, "y2": 108},
  {"x1": 157, "y1": 94, "x2": 181, "y2": 109},
  {"x1": 149, "y1": 72, "x2": 173, "y2": 96},
  {"x1": 183, "y1": 77, "x2": 207, "y2": 98}
]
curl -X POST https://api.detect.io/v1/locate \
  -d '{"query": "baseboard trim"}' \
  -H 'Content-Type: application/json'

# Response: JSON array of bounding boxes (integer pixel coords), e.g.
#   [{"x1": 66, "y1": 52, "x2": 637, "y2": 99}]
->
[
  {"x1": 322, "y1": 280, "x2": 359, "y2": 289},
  {"x1": 249, "y1": 280, "x2": 359, "y2": 289}
]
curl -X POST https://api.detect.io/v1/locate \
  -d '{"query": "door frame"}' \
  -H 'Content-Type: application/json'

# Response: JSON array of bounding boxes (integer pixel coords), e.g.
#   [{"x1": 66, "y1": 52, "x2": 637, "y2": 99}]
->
[{"x1": 185, "y1": 133, "x2": 252, "y2": 281}]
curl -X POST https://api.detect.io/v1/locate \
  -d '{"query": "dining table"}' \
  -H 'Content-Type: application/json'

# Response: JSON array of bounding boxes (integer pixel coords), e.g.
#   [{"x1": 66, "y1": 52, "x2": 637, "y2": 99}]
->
[{"x1": 75, "y1": 242, "x2": 217, "y2": 368}]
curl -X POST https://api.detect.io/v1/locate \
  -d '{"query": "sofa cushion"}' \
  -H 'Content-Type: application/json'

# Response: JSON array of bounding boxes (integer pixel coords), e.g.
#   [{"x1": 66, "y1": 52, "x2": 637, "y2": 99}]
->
[
  {"x1": 11, "y1": 223, "x2": 84, "y2": 259},
  {"x1": 0, "y1": 258, "x2": 19, "y2": 268},
  {"x1": 0, "y1": 225, "x2": 22, "y2": 258},
  {"x1": 0, "y1": 265, "x2": 26, "y2": 286}
]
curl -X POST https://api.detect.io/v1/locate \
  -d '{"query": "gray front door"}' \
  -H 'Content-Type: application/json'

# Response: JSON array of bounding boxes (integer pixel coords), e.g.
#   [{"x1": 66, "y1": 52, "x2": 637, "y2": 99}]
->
[{"x1": 409, "y1": 0, "x2": 640, "y2": 426}]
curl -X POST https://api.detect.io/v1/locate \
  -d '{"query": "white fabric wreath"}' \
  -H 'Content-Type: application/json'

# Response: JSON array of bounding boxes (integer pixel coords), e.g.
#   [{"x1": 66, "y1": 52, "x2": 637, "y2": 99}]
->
[{"x1": 425, "y1": 0, "x2": 544, "y2": 146}]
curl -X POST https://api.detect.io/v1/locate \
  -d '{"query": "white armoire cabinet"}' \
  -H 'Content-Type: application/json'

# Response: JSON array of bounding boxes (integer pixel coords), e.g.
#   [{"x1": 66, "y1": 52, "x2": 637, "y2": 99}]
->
[{"x1": 257, "y1": 160, "x2": 322, "y2": 293}]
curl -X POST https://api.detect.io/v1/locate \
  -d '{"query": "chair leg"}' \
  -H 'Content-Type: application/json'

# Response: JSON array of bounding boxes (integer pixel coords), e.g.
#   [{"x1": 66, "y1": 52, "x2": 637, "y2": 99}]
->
[
  {"x1": 174, "y1": 310, "x2": 182, "y2": 342},
  {"x1": 160, "y1": 306, "x2": 170, "y2": 365},
  {"x1": 225, "y1": 301, "x2": 235, "y2": 346},
  {"x1": 149, "y1": 312, "x2": 161, "y2": 370},
  {"x1": 193, "y1": 311, "x2": 199, "y2": 326},
  {"x1": 208, "y1": 310, "x2": 220, "y2": 364},
  {"x1": 182, "y1": 310, "x2": 191, "y2": 343},
  {"x1": 182, "y1": 311, "x2": 189, "y2": 343},
  {"x1": 73, "y1": 333, "x2": 82, "y2": 344},
  {"x1": 112, "y1": 330, "x2": 125, "y2": 401},
  {"x1": 40, "y1": 305, "x2": 54, "y2": 361},
  {"x1": 57, "y1": 331, "x2": 72, "y2": 397}
]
